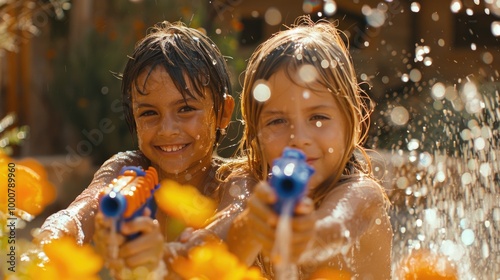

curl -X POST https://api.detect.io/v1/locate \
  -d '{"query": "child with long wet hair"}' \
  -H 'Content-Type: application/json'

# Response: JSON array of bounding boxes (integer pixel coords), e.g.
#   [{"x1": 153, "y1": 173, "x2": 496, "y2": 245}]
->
[
  {"x1": 225, "y1": 16, "x2": 392, "y2": 279},
  {"x1": 35, "y1": 21, "x2": 253, "y2": 278}
]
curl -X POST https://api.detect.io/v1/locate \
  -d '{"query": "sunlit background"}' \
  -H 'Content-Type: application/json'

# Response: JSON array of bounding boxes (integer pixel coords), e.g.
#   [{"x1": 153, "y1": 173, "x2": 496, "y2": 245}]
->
[{"x1": 1, "y1": 0, "x2": 499, "y2": 279}]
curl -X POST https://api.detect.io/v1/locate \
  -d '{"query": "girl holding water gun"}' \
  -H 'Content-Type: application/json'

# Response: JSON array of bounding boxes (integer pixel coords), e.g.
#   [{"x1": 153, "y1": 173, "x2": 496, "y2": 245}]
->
[
  {"x1": 35, "y1": 21, "x2": 254, "y2": 278},
  {"x1": 225, "y1": 16, "x2": 393, "y2": 279}
]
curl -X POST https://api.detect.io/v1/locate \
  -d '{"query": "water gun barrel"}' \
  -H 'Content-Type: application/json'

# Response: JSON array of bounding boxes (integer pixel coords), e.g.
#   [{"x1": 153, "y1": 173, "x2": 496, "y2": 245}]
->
[
  {"x1": 98, "y1": 166, "x2": 159, "y2": 238},
  {"x1": 270, "y1": 148, "x2": 314, "y2": 214},
  {"x1": 99, "y1": 191, "x2": 127, "y2": 218}
]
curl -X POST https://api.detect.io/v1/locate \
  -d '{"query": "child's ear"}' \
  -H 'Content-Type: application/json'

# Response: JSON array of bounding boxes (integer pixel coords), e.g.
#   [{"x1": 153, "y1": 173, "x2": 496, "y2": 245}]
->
[{"x1": 219, "y1": 95, "x2": 235, "y2": 129}]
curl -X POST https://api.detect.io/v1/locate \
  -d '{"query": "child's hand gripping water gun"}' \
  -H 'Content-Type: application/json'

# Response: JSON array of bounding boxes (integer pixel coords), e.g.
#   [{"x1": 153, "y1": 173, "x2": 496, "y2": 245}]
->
[
  {"x1": 98, "y1": 166, "x2": 159, "y2": 239},
  {"x1": 270, "y1": 147, "x2": 315, "y2": 215}
]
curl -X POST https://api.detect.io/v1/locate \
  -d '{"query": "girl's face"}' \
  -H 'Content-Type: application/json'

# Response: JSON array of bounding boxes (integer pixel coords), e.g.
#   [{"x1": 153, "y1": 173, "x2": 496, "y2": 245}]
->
[
  {"x1": 132, "y1": 67, "x2": 217, "y2": 178},
  {"x1": 257, "y1": 69, "x2": 349, "y2": 190}
]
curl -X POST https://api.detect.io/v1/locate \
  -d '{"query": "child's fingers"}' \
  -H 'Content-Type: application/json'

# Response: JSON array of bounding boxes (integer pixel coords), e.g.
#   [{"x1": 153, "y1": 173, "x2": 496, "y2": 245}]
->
[
  {"x1": 254, "y1": 181, "x2": 277, "y2": 204},
  {"x1": 291, "y1": 213, "x2": 316, "y2": 231},
  {"x1": 120, "y1": 216, "x2": 159, "y2": 235},
  {"x1": 294, "y1": 196, "x2": 314, "y2": 215},
  {"x1": 179, "y1": 227, "x2": 194, "y2": 243},
  {"x1": 247, "y1": 210, "x2": 276, "y2": 240},
  {"x1": 123, "y1": 250, "x2": 162, "y2": 270},
  {"x1": 248, "y1": 192, "x2": 278, "y2": 227}
]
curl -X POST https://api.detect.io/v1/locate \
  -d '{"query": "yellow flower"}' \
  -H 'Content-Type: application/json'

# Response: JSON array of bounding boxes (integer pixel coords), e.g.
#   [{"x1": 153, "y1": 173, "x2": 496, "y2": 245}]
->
[
  {"x1": 171, "y1": 239, "x2": 263, "y2": 280},
  {"x1": 0, "y1": 153, "x2": 56, "y2": 218},
  {"x1": 154, "y1": 180, "x2": 217, "y2": 229},
  {"x1": 27, "y1": 237, "x2": 103, "y2": 280},
  {"x1": 397, "y1": 249, "x2": 458, "y2": 280}
]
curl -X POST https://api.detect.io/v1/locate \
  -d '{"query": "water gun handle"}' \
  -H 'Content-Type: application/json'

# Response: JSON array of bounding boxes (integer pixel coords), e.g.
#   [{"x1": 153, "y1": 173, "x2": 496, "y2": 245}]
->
[
  {"x1": 270, "y1": 148, "x2": 314, "y2": 215},
  {"x1": 99, "y1": 166, "x2": 159, "y2": 240}
]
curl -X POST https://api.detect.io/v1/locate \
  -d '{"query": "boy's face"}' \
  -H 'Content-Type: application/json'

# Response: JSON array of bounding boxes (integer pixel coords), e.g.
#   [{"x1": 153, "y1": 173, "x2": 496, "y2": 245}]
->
[
  {"x1": 256, "y1": 69, "x2": 349, "y2": 190},
  {"x1": 132, "y1": 67, "x2": 217, "y2": 178}
]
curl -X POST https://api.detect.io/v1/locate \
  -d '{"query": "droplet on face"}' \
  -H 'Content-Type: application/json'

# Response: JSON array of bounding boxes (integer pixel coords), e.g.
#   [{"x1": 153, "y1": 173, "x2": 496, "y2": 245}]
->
[
  {"x1": 253, "y1": 81, "x2": 271, "y2": 102},
  {"x1": 298, "y1": 64, "x2": 318, "y2": 83},
  {"x1": 315, "y1": 121, "x2": 322, "y2": 127},
  {"x1": 328, "y1": 147, "x2": 334, "y2": 153}
]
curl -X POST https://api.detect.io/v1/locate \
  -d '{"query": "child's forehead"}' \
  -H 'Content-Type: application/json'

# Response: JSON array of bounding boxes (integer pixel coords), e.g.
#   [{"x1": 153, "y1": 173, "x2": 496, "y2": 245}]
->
[{"x1": 133, "y1": 67, "x2": 210, "y2": 99}]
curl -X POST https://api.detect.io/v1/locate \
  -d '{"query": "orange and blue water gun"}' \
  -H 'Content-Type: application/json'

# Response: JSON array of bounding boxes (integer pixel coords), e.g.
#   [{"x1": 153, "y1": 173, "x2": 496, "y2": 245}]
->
[{"x1": 98, "y1": 166, "x2": 159, "y2": 239}]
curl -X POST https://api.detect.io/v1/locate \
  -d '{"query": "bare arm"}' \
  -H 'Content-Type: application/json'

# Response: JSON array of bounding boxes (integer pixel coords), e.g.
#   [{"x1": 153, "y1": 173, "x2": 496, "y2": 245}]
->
[
  {"x1": 34, "y1": 150, "x2": 150, "y2": 245},
  {"x1": 300, "y1": 177, "x2": 392, "y2": 278}
]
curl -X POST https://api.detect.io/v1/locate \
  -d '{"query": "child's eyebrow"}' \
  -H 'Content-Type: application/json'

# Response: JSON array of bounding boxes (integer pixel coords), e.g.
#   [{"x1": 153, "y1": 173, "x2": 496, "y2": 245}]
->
[{"x1": 134, "y1": 97, "x2": 199, "y2": 108}]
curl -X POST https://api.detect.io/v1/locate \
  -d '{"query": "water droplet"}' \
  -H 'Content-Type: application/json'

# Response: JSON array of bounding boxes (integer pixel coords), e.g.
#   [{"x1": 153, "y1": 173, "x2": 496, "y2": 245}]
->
[
  {"x1": 252, "y1": 80, "x2": 271, "y2": 102},
  {"x1": 461, "y1": 172, "x2": 472, "y2": 185},
  {"x1": 390, "y1": 106, "x2": 410, "y2": 126},
  {"x1": 315, "y1": 121, "x2": 322, "y2": 128},
  {"x1": 320, "y1": 59, "x2": 329, "y2": 68},
  {"x1": 432, "y1": 12, "x2": 439, "y2": 21},
  {"x1": 264, "y1": 7, "x2": 282, "y2": 26},
  {"x1": 461, "y1": 229, "x2": 475, "y2": 246},
  {"x1": 324, "y1": 0, "x2": 337, "y2": 16},
  {"x1": 396, "y1": 177, "x2": 409, "y2": 189},
  {"x1": 491, "y1": 21, "x2": 500, "y2": 36},
  {"x1": 298, "y1": 64, "x2": 318, "y2": 83},
  {"x1": 410, "y1": 2, "x2": 421, "y2": 13},
  {"x1": 450, "y1": 0, "x2": 462, "y2": 13}
]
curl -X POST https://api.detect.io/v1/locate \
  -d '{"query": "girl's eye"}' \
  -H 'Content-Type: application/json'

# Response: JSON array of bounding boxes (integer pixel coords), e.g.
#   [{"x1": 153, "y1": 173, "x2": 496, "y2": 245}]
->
[
  {"x1": 266, "y1": 118, "x2": 286, "y2": 126},
  {"x1": 311, "y1": 115, "x2": 330, "y2": 121}
]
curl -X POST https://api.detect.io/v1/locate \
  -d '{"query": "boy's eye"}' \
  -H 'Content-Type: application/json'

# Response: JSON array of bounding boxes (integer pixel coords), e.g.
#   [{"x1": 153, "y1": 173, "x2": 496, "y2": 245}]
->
[
  {"x1": 139, "y1": 110, "x2": 157, "y2": 117},
  {"x1": 179, "y1": 105, "x2": 196, "y2": 113}
]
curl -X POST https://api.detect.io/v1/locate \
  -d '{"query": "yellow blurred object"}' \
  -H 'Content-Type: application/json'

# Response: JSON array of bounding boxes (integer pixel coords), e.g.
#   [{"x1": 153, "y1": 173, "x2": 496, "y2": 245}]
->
[
  {"x1": 25, "y1": 236, "x2": 103, "y2": 280},
  {"x1": 308, "y1": 266, "x2": 352, "y2": 279},
  {"x1": 171, "y1": 239, "x2": 263, "y2": 280},
  {"x1": 154, "y1": 179, "x2": 217, "y2": 228},
  {"x1": 0, "y1": 153, "x2": 56, "y2": 218},
  {"x1": 397, "y1": 250, "x2": 458, "y2": 280}
]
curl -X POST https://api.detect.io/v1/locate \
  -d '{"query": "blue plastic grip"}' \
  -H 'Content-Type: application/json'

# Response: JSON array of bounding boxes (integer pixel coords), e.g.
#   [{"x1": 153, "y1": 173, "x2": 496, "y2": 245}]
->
[{"x1": 270, "y1": 147, "x2": 315, "y2": 214}]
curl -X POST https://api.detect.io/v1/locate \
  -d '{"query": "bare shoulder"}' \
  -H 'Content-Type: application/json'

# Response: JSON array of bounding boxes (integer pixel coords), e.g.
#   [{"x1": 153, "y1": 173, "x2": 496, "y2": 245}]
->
[{"x1": 326, "y1": 176, "x2": 388, "y2": 206}]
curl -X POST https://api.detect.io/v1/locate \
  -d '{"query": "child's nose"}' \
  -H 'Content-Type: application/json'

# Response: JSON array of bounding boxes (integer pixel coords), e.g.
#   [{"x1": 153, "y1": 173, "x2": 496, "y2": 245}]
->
[
  {"x1": 288, "y1": 122, "x2": 312, "y2": 148},
  {"x1": 158, "y1": 115, "x2": 180, "y2": 136}
]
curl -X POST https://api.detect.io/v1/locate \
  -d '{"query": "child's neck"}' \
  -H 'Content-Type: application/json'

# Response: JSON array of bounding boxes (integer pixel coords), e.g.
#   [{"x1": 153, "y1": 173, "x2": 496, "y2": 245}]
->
[{"x1": 155, "y1": 159, "x2": 218, "y2": 196}]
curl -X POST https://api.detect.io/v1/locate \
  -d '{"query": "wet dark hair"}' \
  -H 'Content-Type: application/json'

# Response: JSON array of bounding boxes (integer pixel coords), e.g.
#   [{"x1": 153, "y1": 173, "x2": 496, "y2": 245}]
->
[{"x1": 120, "y1": 21, "x2": 232, "y2": 136}]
